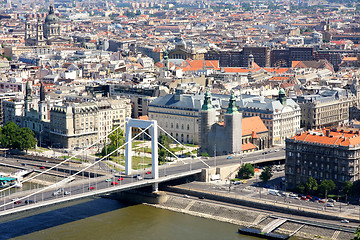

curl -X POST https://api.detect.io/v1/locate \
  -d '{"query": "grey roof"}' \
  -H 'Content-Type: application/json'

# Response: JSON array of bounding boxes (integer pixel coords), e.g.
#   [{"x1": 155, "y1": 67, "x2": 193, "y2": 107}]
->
[{"x1": 149, "y1": 93, "x2": 299, "y2": 113}]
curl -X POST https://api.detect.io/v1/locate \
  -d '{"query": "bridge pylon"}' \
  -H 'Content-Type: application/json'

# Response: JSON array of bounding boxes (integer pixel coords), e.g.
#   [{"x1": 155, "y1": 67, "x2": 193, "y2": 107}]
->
[{"x1": 125, "y1": 118, "x2": 158, "y2": 179}]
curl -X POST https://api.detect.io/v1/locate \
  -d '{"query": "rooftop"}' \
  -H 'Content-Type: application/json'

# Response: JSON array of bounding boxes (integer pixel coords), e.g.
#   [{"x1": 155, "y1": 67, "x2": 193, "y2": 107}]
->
[{"x1": 291, "y1": 127, "x2": 360, "y2": 147}]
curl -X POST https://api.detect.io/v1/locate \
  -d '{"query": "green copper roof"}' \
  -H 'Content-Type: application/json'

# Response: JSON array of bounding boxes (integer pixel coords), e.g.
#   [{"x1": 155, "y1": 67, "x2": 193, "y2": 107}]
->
[
  {"x1": 226, "y1": 92, "x2": 239, "y2": 114},
  {"x1": 279, "y1": 88, "x2": 286, "y2": 95},
  {"x1": 201, "y1": 91, "x2": 214, "y2": 111},
  {"x1": 163, "y1": 50, "x2": 168, "y2": 60}
]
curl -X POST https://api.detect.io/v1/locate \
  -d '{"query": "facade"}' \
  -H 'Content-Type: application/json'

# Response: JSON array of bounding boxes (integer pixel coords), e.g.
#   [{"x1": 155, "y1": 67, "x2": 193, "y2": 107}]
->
[
  {"x1": 200, "y1": 92, "x2": 242, "y2": 157},
  {"x1": 286, "y1": 127, "x2": 360, "y2": 189},
  {"x1": 25, "y1": 5, "x2": 71, "y2": 46},
  {"x1": 271, "y1": 47, "x2": 314, "y2": 67},
  {"x1": 50, "y1": 98, "x2": 131, "y2": 149},
  {"x1": 242, "y1": 116, "x2": 269, "y2": 153},
  {"x1": 168, "y1": 38, "x2": 205, "y2": 60},
  {"x1": 148, "y1": 91, "x2": 219, "y2": 144},
  {"x1": 3, "y1": 80, "x2": 131, "y2": 149},
  {"x1": 241, "y1": 47, "x2": 270, "y2": 67},
  {"x1": 239, "y1": 89, "x2": 301, "y2": 145},
  {"x1": 295, "y1": 89, "x2": 355, "y2": 130},
  {"x1": 149, "y1": 90, "x2": 299, "y2": 146}
]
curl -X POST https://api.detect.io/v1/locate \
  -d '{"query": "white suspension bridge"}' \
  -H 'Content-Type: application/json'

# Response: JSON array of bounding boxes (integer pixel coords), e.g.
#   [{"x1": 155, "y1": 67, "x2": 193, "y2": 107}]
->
[{"x1": 0, "y1": 118, "x2": 212, "y2": 217}]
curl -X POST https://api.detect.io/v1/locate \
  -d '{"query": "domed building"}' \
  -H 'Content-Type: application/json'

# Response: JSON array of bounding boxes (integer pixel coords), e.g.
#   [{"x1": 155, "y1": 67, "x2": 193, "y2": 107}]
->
[{"x1": 25, "y1": 5, "x2": 71, "y2": 46}]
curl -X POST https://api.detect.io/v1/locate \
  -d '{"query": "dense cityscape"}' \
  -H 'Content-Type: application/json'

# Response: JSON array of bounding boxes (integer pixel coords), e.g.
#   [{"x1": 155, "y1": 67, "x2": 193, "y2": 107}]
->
[{"x1": 0, "y1": 0, "x2": 360, "y2": 239}]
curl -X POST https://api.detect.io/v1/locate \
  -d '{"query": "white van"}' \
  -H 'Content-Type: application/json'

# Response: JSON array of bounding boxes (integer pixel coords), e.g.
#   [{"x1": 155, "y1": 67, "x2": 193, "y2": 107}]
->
[{"x1": 269, "y1": 189, "x2": 279, "y2": 196}]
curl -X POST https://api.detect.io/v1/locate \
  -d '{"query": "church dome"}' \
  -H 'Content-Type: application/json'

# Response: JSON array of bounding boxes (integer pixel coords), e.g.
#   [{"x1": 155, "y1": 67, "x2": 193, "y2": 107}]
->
[{"x1": 45, "y1": 5, "x2": 59, "y2": 24}]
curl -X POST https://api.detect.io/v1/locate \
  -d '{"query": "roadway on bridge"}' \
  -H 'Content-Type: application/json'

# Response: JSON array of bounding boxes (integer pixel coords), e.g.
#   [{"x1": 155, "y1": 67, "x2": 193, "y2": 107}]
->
[{"x1": 0, "y1": 149, "x2": 286, "y2": 214}]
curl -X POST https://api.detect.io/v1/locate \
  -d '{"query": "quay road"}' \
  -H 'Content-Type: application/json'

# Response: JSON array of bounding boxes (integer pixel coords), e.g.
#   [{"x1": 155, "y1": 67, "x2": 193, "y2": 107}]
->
[{"x1": 0, "y1": 149, "x2": 285, "y2": 214}]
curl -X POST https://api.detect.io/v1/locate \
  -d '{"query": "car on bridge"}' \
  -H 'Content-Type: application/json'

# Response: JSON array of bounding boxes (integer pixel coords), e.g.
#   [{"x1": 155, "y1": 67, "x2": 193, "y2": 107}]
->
[
  {"x1": 117, "y1": 177, "x2": 124, "y2": 181},
  {"x1": 111, "y1": 181, "x2": 118, "y2": 185},
  {"x1": 11, "y1": 198, "x2": 22, "y2": 204},
  {"x1": 146, "y1": 171, "x2": 151, "y2": 174},
  {"x1": 25, "y1": 200, "x2": 34, "y2": 204},
  {"x1": 105, "y1": 178, "x2": 112, "y2": 182},
  {"x1": 227, "y1": 156, "x2": 232, "y2": 159},
  {"x1": 89, "y1": 186, "x2": 95, "y2": 190},
  {"x1": 39, "y1": 166, "x2": 45, "y2": 169}
]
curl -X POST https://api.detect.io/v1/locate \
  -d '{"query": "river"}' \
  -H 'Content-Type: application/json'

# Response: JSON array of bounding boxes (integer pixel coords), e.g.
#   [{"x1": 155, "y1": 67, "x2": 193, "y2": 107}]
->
[{"x1": 0, "y1": 197, "x2": 262, "y2": 240}]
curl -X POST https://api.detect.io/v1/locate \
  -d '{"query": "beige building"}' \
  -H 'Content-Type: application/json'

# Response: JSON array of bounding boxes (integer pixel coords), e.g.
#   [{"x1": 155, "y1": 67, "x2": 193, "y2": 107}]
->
[
  {"x1": 50, "y1": 98, "x2": 131, "y2": 149},
  {"x1": 295, "y1": 89, "x2": 355, "y2": 130}
]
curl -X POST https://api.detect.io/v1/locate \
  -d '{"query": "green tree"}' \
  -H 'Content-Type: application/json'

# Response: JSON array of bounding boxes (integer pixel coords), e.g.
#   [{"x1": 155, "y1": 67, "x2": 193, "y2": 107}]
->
[
  {"x1": 100, "y1": 127, "x2": 124, "y2": 157},
  {"x1": 343, "y1": 181, "x2": 353, "y2": 196},
  {"x1": 352, "y1": 226, "x2": 360, "y2": 240},
  {"x1": 259, "y1": 166, "x2": 273, "y2": 183},
  {"x1": 201, "y1": 152, "x2": 209, "y2": 157},
  {"x1": 296, "y1": 183, "x2": 306, "y2": 194},
  {"x1": 0, "y1": 121, "x2": 19, "y2": 148},
  {"x1": 305, "y1": 177, "x2": 318, "y2": 194},
  {"x1": 158, "y1": 134, "x2": 174, "y2": 162},
  {"x1": 0, "y1": 122, "x2": 36, "y2": 151},
  {"x1": 237, "y1": 163, "x2": 254, "y2": 179},
  {"x1": 13, "y1": 127, "x2": 36, "y2": 152},
  {"x1": 318, "y1": 180, "x2": 336, "y2": 196}
]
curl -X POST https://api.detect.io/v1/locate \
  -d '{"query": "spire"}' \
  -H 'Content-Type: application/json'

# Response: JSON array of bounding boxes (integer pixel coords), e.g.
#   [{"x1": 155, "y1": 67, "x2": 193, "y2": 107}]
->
[
  {"x1": 25, "y1": 80, "x2": 32, "y2": 101},
  {"x1": 277, "y1": 88, "x2": 287, "y2": 105},
  {"x1": 226, "y1": 92, "x2": 239, "y2": 114},
  {"x1": 163, "y1": 49, "x2": 169, "y2": 70},
  {"x1": 49, "y1": 5, "x2": 54, "y2": 14},
  {"x1": 40, "y1": 81, "x2": 45, "y2": 102},
  {"x1": 201, "y1": 91, "x2": 214, "y2": 111}
]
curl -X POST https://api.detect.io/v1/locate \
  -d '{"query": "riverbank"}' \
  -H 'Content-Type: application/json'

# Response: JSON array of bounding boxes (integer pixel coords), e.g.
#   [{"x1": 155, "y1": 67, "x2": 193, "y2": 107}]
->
[{"x1": 146, "y1": 190, "x2": 356, "y2": 240}]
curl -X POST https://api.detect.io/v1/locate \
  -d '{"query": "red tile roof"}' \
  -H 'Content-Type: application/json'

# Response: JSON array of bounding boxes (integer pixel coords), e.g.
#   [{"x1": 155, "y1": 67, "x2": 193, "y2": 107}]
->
[
  {"x1": 292, "y1": 128, "x2": 360, "y2": 147},
  {"x1": 242, "y1": 116, "x2": 268, "y2": 136},
  {"x1": 242, "y1": 142, "x2": 256, "y2": 151}
]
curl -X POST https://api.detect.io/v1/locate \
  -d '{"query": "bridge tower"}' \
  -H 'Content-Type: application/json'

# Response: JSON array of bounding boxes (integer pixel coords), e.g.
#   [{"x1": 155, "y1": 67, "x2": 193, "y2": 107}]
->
[{"x1": 125, "y1": 118, "x2": 158, "y2": 189}]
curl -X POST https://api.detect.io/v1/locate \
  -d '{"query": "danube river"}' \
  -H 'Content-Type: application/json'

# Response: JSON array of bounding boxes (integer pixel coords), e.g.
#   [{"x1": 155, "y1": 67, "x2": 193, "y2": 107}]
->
[{"x1": 0, "y1": 197, "x2": 262, "y2": 240}]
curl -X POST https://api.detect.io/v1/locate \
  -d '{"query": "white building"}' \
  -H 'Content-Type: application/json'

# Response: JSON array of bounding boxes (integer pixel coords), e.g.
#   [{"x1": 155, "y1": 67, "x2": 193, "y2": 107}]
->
[{"x1": 239, "y1": 89, "x2": 301, "y2": 145}]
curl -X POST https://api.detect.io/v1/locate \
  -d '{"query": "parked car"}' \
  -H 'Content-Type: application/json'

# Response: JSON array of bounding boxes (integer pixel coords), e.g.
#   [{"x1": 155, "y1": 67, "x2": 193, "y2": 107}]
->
[
  {"x1": 341, "y1": 219, "x2": 349, "y2": 223},
  {"x1": 136, "y1": 175, "x2": 143, "y2": 180},
  {"x1": 25, "y1": 200, "x2": 34, "y2": 204},
  {"x1": 111, "y1": 181, "x2": 118, "y2": 185},
  {"x1": 39, "y1": 166, "x2": 45, "y2": 169},
  {"x1": 227, "y1": 156, "x2": 232, "y2": 159},
  {"x1": 301, "y1": 196, "x2": 308, "y2": 201},
  {"x1": 117, "y1": 177, "x2": 124, "y2": 181},
  {"x1": 319, "y1": 199, "x2": 326, "y2": 203},
  {"x1": 105, "y1": 178, "x2": 112, "y2": 182},
  {"x1": 89, "y1": 186, "x2": 95, "y2": 190},
  {"x1": 328, "y1": 198, "x2": 336, "y2": 203},
  {"x1": 183, "y1": 194, "x2": 190, "y2": 198},
  {"x1": 269, "y1": 190, "x2": 279, "y2": 196},
  {"x1": 64, "y1": 191, "x2": 71, "y2": 195},
  {"x1": 146, "y1": 171, "x2": 151, "y2": 174},
  {"x1": 326, "y1": 203, "x2": 334, "y2": 207},
  {"x1": 278, "y1": 191, "x2": 287, "y2": 197}
]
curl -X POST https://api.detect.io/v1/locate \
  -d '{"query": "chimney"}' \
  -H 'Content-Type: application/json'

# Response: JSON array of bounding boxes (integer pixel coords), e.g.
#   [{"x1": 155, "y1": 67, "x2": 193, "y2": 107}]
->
[{"x1": 325, "y1": 129, "x2": 330, "y2": 137}]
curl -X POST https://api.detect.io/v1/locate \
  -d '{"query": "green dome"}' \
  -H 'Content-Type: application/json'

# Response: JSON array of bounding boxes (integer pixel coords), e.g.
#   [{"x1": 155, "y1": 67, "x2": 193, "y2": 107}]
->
[
  {"x1": 45, "y1": 6, "x2": 59, "y2": 24},
  {"x1": 226, "y1": 92, "x2": 239, "y2": 114},
  {"x1": 202, "y1": 91, "x2": 214, "y2": 111}
]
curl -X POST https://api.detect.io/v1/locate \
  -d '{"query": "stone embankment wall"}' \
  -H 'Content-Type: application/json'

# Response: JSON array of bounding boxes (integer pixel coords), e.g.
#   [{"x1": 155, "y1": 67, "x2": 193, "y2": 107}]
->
[
  {"x1": 163, "y1": 185, "x2": 360, "y2": 224},
  {"x1": 148, "y1": 194, "x2": 355, "y2": 240}
]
